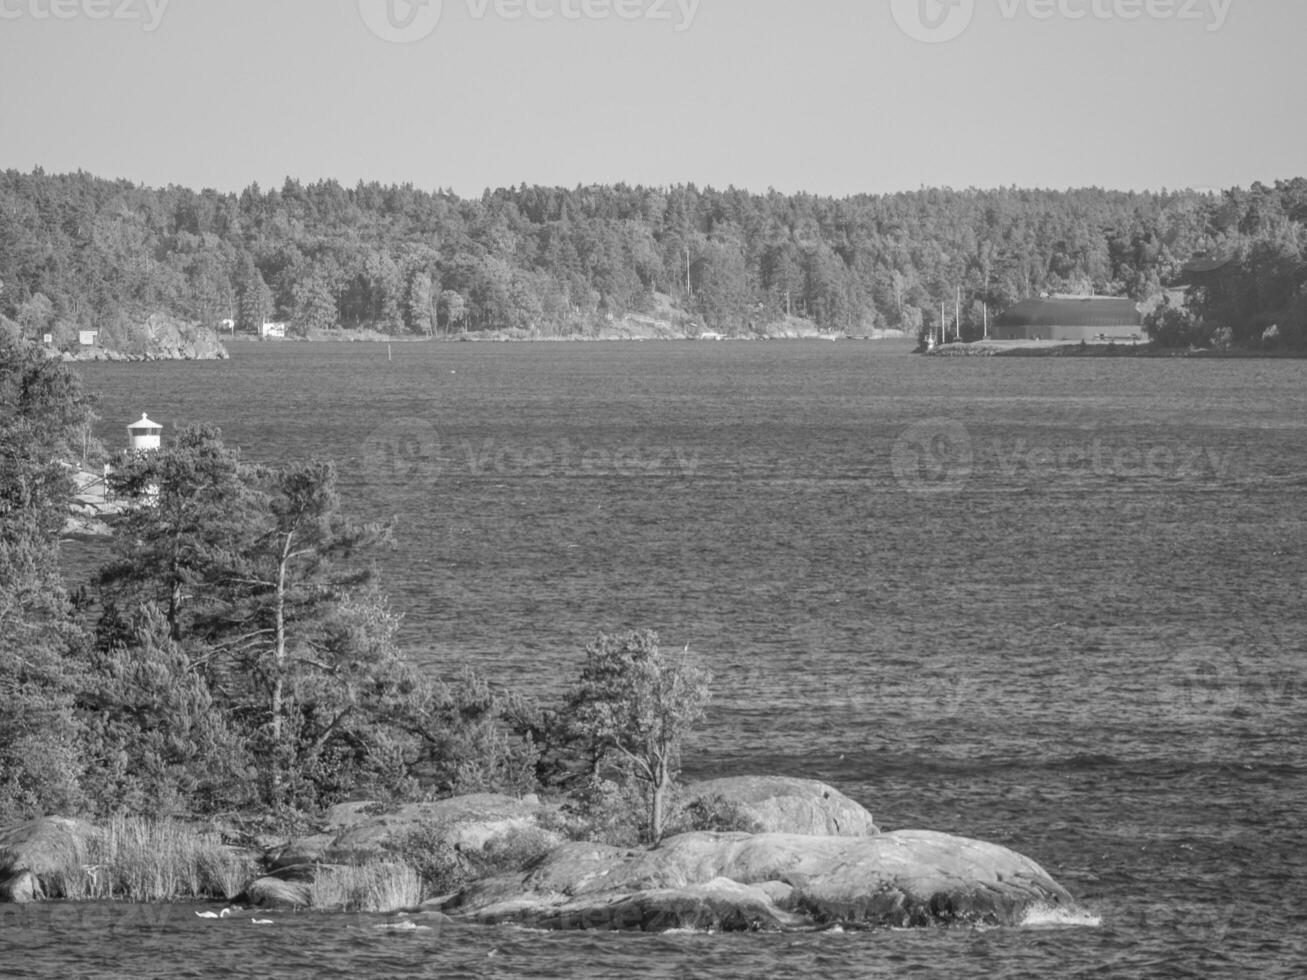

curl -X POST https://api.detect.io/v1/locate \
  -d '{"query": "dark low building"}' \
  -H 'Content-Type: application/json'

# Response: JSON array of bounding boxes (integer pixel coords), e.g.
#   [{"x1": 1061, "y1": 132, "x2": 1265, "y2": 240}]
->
[
  {"x1": 1169, "y1": 253, "x2": 1234, "y2": 288},
  {"x1": 992, "y1": 297, "x2": 1144, "y2": 342}
]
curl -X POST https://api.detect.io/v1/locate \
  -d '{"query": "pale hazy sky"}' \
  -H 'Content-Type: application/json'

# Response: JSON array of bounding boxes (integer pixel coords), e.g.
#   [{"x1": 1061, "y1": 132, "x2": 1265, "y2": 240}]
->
[{"x1": 2, "y1": 0, "x2": 1302, "y2": 196}]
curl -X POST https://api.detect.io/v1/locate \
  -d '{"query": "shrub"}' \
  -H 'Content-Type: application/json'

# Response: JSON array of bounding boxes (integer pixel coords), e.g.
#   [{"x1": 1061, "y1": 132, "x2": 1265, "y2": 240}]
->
[
  {"x1": 546, "y1": 783, "x2": 761, "y2": 846},
  {"x1": 665, "y1": 793, "x2": 764, "y2": 836},
  {"x1": 384, "y1": 820, "x2": 467, "y2": 898},
  {"x1": 476, "y1": 826, "x2": 556, "y2": 877},
  {"x1": 1145, "y1": 299, "x2": 1212, "y2": 348},
  {"x1": 407, "y1": 669, "x2": 542, "y2": 800},
  {"x1": 553, "y1": 775, "x2": 648, "y2": 847},
  {"x1": 385, "y1": 819, "x2": 558, "y2": 900},
  {"x1": 80, "y1": 616, "x2": 258, "y2": 819}
]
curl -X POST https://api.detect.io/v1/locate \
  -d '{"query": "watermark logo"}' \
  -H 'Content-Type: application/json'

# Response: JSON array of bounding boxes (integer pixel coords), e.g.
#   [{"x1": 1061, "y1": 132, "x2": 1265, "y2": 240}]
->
[
  {"x1": 891, "y1": 419, "x2": 975, "y2": 496},
  {"x1": 361, "y1": 416, "x2": 442, "y2": 483},
  {"x1": 359, "y1": 0, "x2": 700, "y2": 41},
  {"x1": 891, "y1": 0, "x2": 975, "y2": 44},
  {"x1": 1164, "y1": 645, "x2": 1248, "y2": 716},
  {"x1": 1161, "y1": 644, "x2": 1301, "y2": 719},
  {"x1": 358, "y1": 0, "x2": 443, "y2": 43},
  {"x1": 0, "y1": 0, "x2": 171, "y2": 31}
]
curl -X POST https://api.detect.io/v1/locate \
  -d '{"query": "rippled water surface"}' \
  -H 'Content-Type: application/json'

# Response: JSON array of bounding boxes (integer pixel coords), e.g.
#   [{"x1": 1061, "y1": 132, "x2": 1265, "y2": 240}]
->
[{"x1": 27, "y1": 341, "x2": 1307, "y2": 979}]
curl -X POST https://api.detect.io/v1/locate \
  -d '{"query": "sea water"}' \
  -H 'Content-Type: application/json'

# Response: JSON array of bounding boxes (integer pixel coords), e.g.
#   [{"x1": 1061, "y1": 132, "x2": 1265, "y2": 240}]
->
[{"x1": 27, "y1": 341, "x2": 1305, "y2": 979}]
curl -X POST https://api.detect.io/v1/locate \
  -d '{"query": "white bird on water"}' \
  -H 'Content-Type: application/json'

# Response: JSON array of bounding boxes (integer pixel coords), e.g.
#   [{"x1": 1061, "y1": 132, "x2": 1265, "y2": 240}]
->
[{"x1": 195, "y1": 907, "x2": 234, "y2": 919}]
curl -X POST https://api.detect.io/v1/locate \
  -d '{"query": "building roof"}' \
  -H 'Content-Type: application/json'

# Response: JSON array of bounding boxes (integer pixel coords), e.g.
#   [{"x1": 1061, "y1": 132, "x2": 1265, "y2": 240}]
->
[
  {"x1": 127, "y1": 413, "x2": 161, "y2": 431},
  {"x1": 1169, "y1": 254, "x2": 1235, "y2": 287},
  {"x1": 1181, "y1": 256, "x2": 1234, "y2": 275},
  {"x1": 994, "y1": 297, "x2": 1141, "y2": 329}
]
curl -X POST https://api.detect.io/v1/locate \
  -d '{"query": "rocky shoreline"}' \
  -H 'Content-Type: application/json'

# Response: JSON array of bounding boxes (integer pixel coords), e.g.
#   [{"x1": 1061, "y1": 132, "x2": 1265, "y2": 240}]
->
[
  {"x1": 0, "y1": 777, "x2": 1079, "y2": 932},
  {"x1": 51, "y1": 313, "x2": 228, "y2": 363},
  {"x1": 61, "y1": 466, "x2": 127, "y2": 538},
  {"x1": 923, "y1": 339, "x2": 1305, "y2": 358},
  {"x1": 270, "y1": 311, "x2": 910, "y2": 344},
  {"x1": 60, "y1": 346, "x2": 228, "y2": 363}
]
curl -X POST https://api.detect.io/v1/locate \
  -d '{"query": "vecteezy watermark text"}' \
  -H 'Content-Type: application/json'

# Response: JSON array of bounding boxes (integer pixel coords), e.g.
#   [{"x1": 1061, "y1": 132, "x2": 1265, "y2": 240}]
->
[
  {"x1": 466, "y1": 0, "x2": 699, "y2": 29},
  {"x1": 892, "y1": 0, "x2": 1232, "y2": 44},
  {"x1": 989, "y1": 438, "x2": 1233, "y2": 483},
  {"x1": 996, "y1": 0, "x2": 1233, "y2": 30},
  {"x1": 0, "y1": 0, "x2": 170, "y2": 31},
  {"x1": 359, "y1": 417, "x2": 701, "y2": 483},
  {"x1": 891, "y1": 419, "x2": 1237, "y2": 495},
  {"x1": 357, "y1": 0, "x2": 699, "y2": 43}
]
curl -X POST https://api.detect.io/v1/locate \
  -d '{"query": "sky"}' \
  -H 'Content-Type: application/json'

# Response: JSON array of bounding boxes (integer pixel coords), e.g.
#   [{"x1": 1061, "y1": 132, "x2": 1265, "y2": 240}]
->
[{"x1": 1, "y1": 0, "x2": 1303, "y2": 198}]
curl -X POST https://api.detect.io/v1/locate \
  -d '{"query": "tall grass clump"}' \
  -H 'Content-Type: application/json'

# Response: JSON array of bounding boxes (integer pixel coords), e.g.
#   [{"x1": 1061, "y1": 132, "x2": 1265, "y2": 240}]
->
[
  {"x1": 308, "y1": 862, "x2": 421, "y2": 913},
  {"x1": 44, "y1": 817, "x2": 257, "y2": 902}
]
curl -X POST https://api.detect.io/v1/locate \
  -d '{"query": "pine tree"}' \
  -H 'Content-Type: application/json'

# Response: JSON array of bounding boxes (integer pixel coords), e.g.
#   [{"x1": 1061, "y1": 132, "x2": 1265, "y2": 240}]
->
[
  {"x1": 290, "y1": 269, "x2": 338, "y2": 336},
  {"x1": 235, "y1": 255, "x2": 273, "y2": 334},
  {"x1": 100, "y1": 441, "x2": 417, "y2": 810},
  {"x1": 236, "y1": 461, "x2": 391, "y2": 792},
  {"x1": 0, "y1": 333, "x2": 94, "y2": 820},
  {"x1": 100, "y1": 425, "x2": 261, "y2": 644}
]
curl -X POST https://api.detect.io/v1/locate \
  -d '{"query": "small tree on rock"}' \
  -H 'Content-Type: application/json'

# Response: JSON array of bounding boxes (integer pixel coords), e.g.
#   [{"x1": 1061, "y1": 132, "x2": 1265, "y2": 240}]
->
[{"x1": 564, "y1": 630, "x2": 710, "y2": 843}]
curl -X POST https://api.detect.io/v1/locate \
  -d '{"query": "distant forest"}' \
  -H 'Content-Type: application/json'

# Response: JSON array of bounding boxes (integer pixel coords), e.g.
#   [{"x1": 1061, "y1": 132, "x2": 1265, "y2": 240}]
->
[{"x1": 1, "y1": 170, "x2": 1304, "y2": 347}]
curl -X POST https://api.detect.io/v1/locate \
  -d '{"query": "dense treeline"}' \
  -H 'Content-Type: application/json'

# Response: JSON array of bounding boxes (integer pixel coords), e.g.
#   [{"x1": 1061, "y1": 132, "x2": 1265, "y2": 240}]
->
[
  {"x1": 1145, "y1": 183, "x2": 1307, "y2": 348},
  {"x1": 1, "y1": 169, "x2": 1304, "y2": 345}
]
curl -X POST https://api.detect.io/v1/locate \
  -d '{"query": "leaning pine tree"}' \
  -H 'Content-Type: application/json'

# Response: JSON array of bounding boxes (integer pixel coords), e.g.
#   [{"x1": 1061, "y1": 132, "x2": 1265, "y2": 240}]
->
[
  {"x1": 565, "y1": 630, "x2": 711, "y2": 843},
  {"x1": 232, "y1": 460, "x2": 402, "y2": 807},
  {"x1": 99, "y1": 429, "x2": 424, "y2": 815}
]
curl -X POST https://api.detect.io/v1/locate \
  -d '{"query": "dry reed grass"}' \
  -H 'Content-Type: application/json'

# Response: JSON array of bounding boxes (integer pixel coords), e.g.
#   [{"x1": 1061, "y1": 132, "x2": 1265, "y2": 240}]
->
[
  {"x1": 44, "y1": 816, "x2": 257, "y2": 902},
  {"x1": 307, "y1": 861, "x2": 421, "y2": 913}
]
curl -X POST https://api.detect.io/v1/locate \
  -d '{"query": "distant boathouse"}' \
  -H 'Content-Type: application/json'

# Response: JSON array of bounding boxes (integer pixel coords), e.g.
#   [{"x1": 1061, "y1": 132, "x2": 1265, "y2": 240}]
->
[{"x1": 992, "y1": 297, "x2": 1144, "y2": 343}]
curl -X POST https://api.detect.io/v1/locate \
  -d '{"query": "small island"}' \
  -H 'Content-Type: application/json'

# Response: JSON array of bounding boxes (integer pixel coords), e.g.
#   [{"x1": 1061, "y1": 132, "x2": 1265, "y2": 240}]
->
[{"x1": 0, "y1": 333, "x2": 1082, "y2": 931}]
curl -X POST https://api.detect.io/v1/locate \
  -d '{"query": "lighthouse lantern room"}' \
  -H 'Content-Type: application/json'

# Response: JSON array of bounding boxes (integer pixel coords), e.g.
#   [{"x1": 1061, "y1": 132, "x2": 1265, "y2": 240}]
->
[{"x1": 127, "y1": 413, "x2": 163, "y2": 453}]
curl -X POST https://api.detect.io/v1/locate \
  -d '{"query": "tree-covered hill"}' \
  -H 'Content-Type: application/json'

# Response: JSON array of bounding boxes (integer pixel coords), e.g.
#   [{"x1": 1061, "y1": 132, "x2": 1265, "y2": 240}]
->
[{"x1": 1, "y1": 170, "x2": 1304, "y2": 347}]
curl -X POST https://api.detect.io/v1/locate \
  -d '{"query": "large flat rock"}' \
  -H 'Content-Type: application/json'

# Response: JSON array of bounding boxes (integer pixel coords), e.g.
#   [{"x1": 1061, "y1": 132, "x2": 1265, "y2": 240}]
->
[
  {"x1": 684, "y1": 776, "x2": 879, "y2": 836},
  {"x1": 532, "y1": 877, "x2": 809, "y2": 932},
  {"x1": 245, "y1": 874, "x2": 313, "y2": 909},
  {"x1": 0, "y1": 818, "x2": 101, "y2": 900},
  {"x1": 447, "y1": 829, "x2": 1074, "y2": 931}
]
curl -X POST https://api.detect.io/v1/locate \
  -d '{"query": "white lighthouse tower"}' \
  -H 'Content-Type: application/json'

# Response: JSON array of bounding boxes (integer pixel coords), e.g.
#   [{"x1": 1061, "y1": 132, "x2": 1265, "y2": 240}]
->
[{"x1": 127, "y1": 413, "x2": 163, "y2": 453}]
